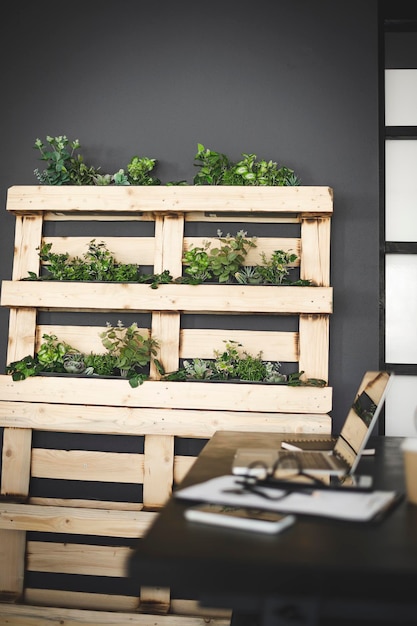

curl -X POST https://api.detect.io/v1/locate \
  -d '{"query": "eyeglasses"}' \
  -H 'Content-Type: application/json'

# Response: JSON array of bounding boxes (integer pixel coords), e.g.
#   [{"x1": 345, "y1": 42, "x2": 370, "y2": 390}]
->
[{"x1": 223, "y1": 453, "x2": 327, "y2": 500}]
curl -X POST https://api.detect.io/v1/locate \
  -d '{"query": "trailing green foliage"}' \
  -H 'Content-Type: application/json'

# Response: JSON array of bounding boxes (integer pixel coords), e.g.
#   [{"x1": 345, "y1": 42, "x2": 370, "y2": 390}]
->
[{"x1": 6, "y1": 323, "x2": 159, "y2": 388}]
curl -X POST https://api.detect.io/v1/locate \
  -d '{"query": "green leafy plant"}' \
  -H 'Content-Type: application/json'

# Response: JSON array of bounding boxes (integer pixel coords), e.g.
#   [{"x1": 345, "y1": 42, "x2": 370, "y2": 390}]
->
[
  {"x1": 182, "y1": 230, "x2": 257, "y2": 284},
  {"x1": 256, "y1": 250, "x2": 298, "y2": 285},
  {"x1": 286, "y1": 371, "x2": 327, "y2": 387},
  {"x1": 5, "y1": 324, "x2": 160, "y2": 388},
  {"x1": 164, "y1": 340, "x2": 326, "y2": 386},
  {"x1": 34, "y1": 135, "x2": 161, "y2": 187},
  {"x1": 62, "y1": 352, "x2": 90, "y2": 374},
  {"x1": 126, "y1": 156, "x2": 161, "y2": 185},
  {"x1": 6, "y1": 355, "x2": 43, "y2": 381},
  {"x1": 37, "y1": 334, "x2": 75, "y2": 372},
  {"x1": 165, "y1": 340, "x2": 285, "y2": 383},
  {"x1": 28, "y1": 240, "x2": 140, "y2": 282},
  {"x1": 193, "y1": 143, "x2": 300, "y2": 186},
  {"x1": 235, "y1": 250, "x2": 312, "y2": 286},
  {"x1": 233, "y1": 265, "x2": 262, "y2": 285},
  {"x1": 193, "y1": 144, "x2": 232, "y2": 185},
  {"x1": 208, "y1": 230, "x2": 257, "y2": 283},
  {"x1": 84, "y1": 352, "x2": 118, "y2": 376},
  {"x1": 34, "y1": 136, "x2": 100, "y2": 185},
  {"x1": 95, "y1": 156, "x2": 161, "y2": 186},
  {"x1": 27, "y1": 240, "x2": 175, "y2": 287},
  {"x1": 182, "y1": 243, "x2": 212, "y2": 283},
  {"x1": 100, "y1": 321, "x2": 159, "y2": 387}
]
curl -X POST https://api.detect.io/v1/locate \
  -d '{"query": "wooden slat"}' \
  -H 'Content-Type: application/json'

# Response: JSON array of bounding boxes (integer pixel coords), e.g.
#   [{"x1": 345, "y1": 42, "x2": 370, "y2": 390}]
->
[
  {"x1": 1, "y1": 428, "x2": 32, "y2": 497},
  {"x1": 0, "y1": 376, "x2": 332, "y2": 413},
  {"x1": 11, "y1": 215, "x2": 43, "y2": 280},
  {"x1": 0, "y1": 529, "x2": 26, "y2": 597},
  {"x1": 0, "y1": 399, "x2": 331, "y2": 435},
  {"x1": 0, "y1": 427, "x2": 32, "y2": 598},
  {"x1": 174, "y1": 455, "x2": 196, "y2": 484},
  {"x1": 7, "y1": 185, "x2": 334, "y2": 215},
  {"x1": 0, "y1": 503, "x2": 156, "y2": 537},
  {"x1": 25, "y1": 588, "x2": 140, "y2": 612},
  {"x1": 143, "y1": 435, "x2": 174, "y2": 508},
  {"x1": 41, "y1": 236, "x2": 156, "y2": 265},
  {"x1": 183, "y1": 237, "x2": 301, "y2": 266},
  {"x1": 34, "y1": 326, "x2": 298, "y2": 362},
  {"x1": 6, "y1": 308, "x2": 37, "y2": 363},
  {"x1": 31, "y1": 449, "x2": 144, "y2": 483},
  {"x1": 151, "y1": 312, "x2": 181, "y2": 378},
  {"x1": 0, "y1": 604, "x2": 229, "y2": 626},
  {"x1": 154, "y1": 213, "x2": 185, "y2": 275},
  {"x1": 29, "y1": 497, "x2": 144, "y2": 511},
  {"x1": 139, "y1": 585, "x2": 170, "y2": 615},
  {"x1": 300, "y1": 216, "x2": 331, "y2": 286},
  {"x1": 299, "y1": 315, "x2": 329, "y2": 381},
  {"x1": 26, "y1": 541, "x2": 131, "y2": 577},
  {"x1": 1, "y1": 281, "x2": 333, "y2": 314},
  {"x1": 40, "y1": 236, "x2": 301, "y2": 269},
  {"x1": 180, "y1": 329, "x2": 298, "y2": 361},
  {"x1": 23, "y1": 589, "x2": 231, "y2": 619}
]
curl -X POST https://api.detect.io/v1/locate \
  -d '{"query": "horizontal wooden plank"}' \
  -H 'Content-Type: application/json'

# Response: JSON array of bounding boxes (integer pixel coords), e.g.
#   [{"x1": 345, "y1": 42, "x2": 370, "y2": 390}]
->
[
  {"x1": 25, "y1": 588, "x2": 140, "y2": 612},
  {"x1": 23, "y1": 589, "x2": 231, "y2": 619},
  {"x1": 0, "y1": 395, "x2": 332, "y2": 432},
  {"x1": 35, "y1": 325, "x2": 298, "y2": 362},
  {"x1": 41, "y1": 236, "x2": 301, "y2": 267},
  {"x1": 0, "y1": 503, "x2": 156, "y2": 537},
  {"x1": 0, "y1": 603, "x2": 228, "y2": 626},
  {"x1": 28, "y1": 451, "x2": 192, "y2": 507},
  {"x1": 0, "y1": 376, "x2": 332, "y2": 413},
  {"x1": 184, "y1": 237, "x2": 301, "y2": 266},
  {"x1": 7, "y1": 185, "x2": 333, "y2": 216},
  {"x1": 26, "y1": 541, "x2": 131, "y2": 577},
  {"x1": 31, "y1": 449, "x2": 144, "y2": 483},
  {"x1": 1, "y1": 281, "x2": 333, "y2": 314},
  {"x1": 29, "y1": 497, "x2": 144, "y2": 511},
  {"x1": 42, "y1": 236, "x2": 156, "y2": 266},
  {"x1": 180, "y1": 329, "x2": 298, "y2": 361}
]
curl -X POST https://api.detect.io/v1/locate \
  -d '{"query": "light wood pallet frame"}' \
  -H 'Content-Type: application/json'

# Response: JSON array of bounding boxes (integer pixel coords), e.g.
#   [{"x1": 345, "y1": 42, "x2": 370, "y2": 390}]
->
[{"x1": 0, "y1": 185, "x2": 333, "y2": 625}]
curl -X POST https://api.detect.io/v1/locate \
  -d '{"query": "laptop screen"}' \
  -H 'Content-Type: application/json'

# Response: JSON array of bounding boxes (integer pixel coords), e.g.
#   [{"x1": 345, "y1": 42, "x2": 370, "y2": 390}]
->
[{"x1": 333, "y1": 371, "x2": 392, "y2": 472}]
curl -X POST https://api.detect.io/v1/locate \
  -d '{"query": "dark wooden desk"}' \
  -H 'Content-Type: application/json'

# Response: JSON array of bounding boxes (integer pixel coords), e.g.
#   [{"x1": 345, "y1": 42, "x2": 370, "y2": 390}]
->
[{"x1": 128, "y1": 432, "x2": 417, "y2": 625}]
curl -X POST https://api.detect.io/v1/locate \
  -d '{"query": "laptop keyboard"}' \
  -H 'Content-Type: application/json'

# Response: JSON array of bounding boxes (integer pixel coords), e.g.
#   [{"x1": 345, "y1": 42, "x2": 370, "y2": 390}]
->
[{"x1": 277, "y1": 450, "x2": 336, "y2": 470}]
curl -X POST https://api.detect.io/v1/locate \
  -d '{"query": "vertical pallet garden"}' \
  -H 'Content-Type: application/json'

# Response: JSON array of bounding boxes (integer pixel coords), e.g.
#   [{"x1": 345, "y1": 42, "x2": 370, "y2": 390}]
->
[{"x1": 0, "y1": 185, "x2": 332, "y2": 625}]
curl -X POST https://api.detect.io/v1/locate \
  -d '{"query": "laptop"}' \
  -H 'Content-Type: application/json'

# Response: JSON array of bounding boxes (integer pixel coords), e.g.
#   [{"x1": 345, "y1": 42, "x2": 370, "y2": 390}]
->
[{"x1": 232, "y1": 371, "x2": 393, "y2": 478}]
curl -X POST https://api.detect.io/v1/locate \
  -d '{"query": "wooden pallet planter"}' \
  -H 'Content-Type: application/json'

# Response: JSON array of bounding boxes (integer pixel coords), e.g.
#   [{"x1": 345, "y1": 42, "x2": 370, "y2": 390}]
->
[{"x1": 0, "y1": 185, "x2": 333, "y2": 625}]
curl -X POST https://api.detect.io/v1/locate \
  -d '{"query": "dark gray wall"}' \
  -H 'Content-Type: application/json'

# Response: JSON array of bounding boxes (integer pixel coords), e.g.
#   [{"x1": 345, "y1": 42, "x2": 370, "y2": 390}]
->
[{"x1": 0, "y1": 0, "x2": 380, "y2": 432}]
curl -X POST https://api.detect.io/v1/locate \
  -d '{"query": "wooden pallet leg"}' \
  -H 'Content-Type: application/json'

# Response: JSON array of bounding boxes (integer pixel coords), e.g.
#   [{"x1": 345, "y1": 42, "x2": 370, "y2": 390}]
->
[
  {"x1": 140, "y1": 434, "x2": 175, "y2": 613},
  {"x1": 0, "y1": 427, "x2": 32, "y2": 599}
]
